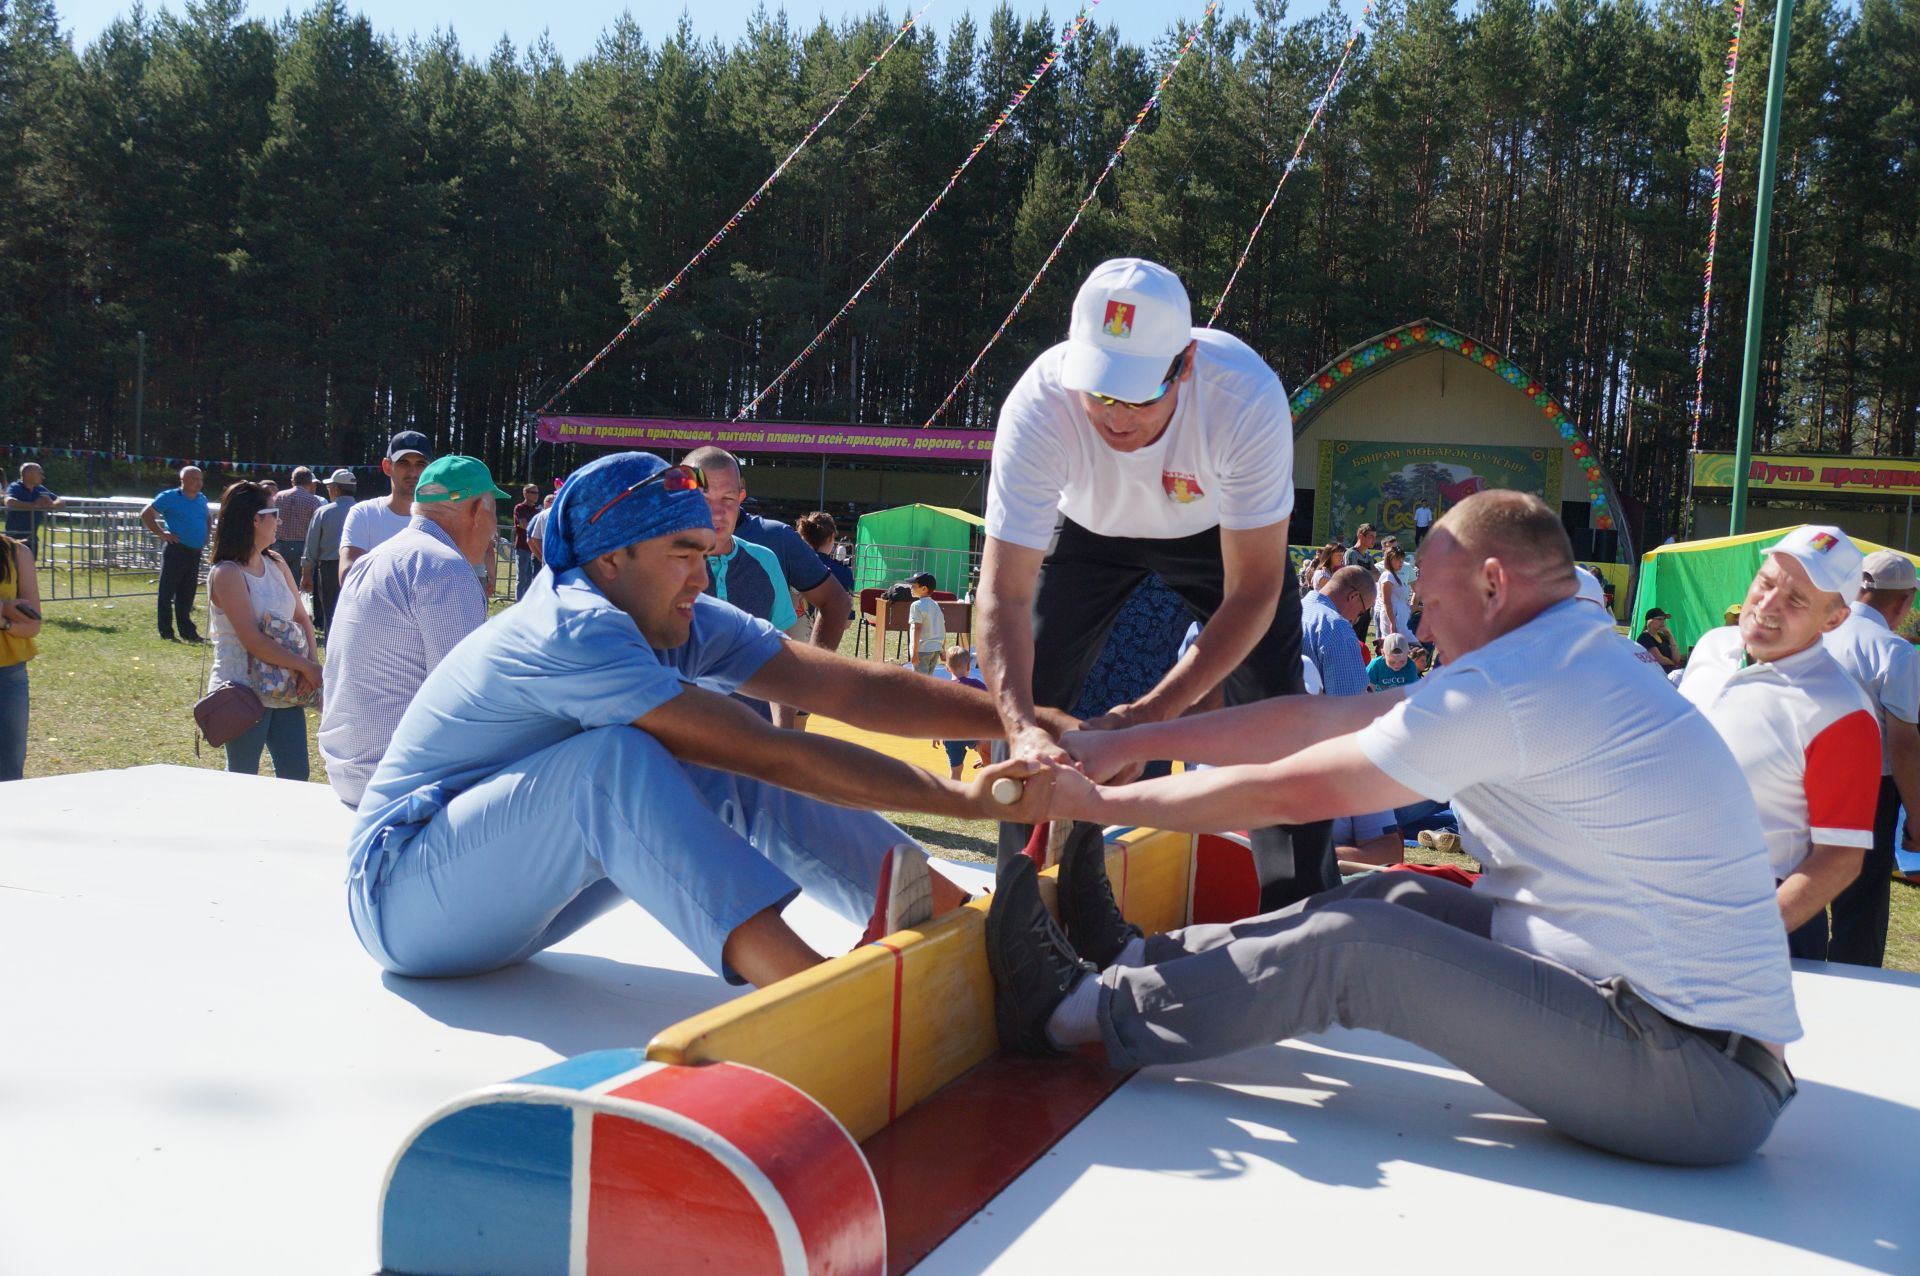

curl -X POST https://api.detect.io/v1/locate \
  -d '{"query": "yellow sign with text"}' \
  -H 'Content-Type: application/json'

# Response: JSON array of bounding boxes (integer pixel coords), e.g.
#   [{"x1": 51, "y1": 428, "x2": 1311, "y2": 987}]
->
[{"x1": 1693, "y1": 452, "x2": 1920, "y2": 494}]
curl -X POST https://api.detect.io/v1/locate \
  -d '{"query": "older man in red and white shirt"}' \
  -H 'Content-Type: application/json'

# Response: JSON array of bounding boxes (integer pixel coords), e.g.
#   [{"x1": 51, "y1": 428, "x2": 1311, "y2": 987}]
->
[{"x1": 1679, "y1": 526, "x2": 1881, "y2": 959}]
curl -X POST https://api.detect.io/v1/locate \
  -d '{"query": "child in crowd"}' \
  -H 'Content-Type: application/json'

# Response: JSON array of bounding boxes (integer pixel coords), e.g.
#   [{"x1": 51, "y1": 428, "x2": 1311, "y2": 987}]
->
[
  {"x1": 907, "y1": 571, "x2": 945, "y2": 673},
  {"x1": 937, "y1": 645, "x2": 989, "y2": 780},
  {"x1": 1367, "y1": 632, "x2": 1422, "y2": 691}
]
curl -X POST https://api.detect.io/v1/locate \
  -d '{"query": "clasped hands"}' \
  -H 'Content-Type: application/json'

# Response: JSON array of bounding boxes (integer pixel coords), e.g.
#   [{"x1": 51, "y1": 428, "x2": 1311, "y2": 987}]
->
[{"x1": 974, "y1": 701, "x2": 1155, "y2": 824}]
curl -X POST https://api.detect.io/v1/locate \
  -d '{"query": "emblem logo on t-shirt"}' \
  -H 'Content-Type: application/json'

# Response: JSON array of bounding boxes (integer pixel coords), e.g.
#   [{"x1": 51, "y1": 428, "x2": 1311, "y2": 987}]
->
[
  {"x1": 1808, "y1": 531, "x2": 1839, "y2": 552},
  {"x1": 1162, "y1": 471, "x2": 1205, "y2": 503},
  {"x1": 1103, "y1": 300, "x2": 1136, "y2": 339}
]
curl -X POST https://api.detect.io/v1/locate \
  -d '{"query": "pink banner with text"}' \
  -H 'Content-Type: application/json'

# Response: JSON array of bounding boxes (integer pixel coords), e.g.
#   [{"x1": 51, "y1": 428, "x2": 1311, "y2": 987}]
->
[{"x1": 537, "y1": 415, "x2": 994, "y2": 461}]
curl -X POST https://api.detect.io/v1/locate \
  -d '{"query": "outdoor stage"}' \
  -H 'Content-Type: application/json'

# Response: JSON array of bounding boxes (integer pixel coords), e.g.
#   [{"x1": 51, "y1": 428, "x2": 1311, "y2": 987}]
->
[{"x1": 4, "y1": 765, "x2": 1914, "y2": 1273}]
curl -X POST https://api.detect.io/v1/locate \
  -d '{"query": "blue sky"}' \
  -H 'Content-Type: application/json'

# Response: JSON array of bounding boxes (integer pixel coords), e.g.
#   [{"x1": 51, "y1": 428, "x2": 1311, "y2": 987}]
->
[{"x1": 55, "y1": 0, "x2": 1219, "y2": 62}]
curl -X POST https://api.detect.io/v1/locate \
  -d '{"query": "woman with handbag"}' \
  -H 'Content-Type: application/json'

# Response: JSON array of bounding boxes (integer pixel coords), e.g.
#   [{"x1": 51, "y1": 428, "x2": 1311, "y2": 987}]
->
[
  {"x1": 0, "y1": 531, "x2": 43, "y2": 781},
  {"x1": 206, "y1": 481, "x2": 321, "y2": 779}
]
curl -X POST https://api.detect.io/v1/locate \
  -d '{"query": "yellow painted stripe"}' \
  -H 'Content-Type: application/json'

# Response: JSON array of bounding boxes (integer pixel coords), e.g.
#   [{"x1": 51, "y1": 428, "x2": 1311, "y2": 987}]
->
[{"x1": 646, "y1": 828, "x2": 1197, "y2": 1143}]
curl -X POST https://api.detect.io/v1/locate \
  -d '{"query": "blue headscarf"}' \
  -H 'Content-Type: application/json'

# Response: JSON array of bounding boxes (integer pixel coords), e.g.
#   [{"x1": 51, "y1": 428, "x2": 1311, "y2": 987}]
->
[{"x1": 543, "y1": 452, "x2": 713, "y2": 574}]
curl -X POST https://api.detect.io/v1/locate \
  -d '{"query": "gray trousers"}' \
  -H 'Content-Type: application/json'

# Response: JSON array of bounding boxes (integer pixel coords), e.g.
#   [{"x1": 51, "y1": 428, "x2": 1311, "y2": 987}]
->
[{"x1": 1096, "y1": 872, "x2": 1790, "y2": 1165}]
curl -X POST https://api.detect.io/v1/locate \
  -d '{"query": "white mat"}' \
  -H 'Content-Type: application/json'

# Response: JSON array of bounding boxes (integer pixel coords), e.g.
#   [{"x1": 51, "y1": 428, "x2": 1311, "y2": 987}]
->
[{"x1": 3, "y1": 767, "x2": 1913, "y2": 1274}]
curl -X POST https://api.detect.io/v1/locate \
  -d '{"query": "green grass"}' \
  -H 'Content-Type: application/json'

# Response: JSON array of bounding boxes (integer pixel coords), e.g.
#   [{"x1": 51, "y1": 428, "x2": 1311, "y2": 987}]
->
[{"x1": 17, "y1": 592, "x2": 1919, "y2": 972}]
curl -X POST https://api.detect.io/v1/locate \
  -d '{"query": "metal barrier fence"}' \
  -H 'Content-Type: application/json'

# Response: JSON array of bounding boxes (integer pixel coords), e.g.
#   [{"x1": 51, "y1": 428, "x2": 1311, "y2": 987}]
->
[
  {"x1": 23, "y1": 498, "x2": 180, "y2": 601},
  {"x1": 21, "y1": 509, "x2": 978, "y2": 609},
  {"x1": 21, "y1": 498, "x2": 524, "y2": 603}
]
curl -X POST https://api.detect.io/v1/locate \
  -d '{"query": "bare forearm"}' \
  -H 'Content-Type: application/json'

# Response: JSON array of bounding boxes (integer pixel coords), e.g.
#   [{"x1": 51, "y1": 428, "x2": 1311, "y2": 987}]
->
[
  {"x1": 803, "y1": 656, "x2": 1007, "y2": 741},
  {"x1": 700, "y1": 723, "x2": 973, "y2": 818},
  {"x1": 803, "y1": 577, "x2": 850, "y2": 650},
  {"x1": 1776, "y1": 846, "x2": 1866, "y2": 930},
  {"x1": 1062, "y1": 762, "x2": 1292, "y2": 834},
  {"x1": 978, "y1": 596, "x2": 1040, "y2": 735},
  {"x1": 810, "y1": 604, "x2": 848, "y2": 650},
  {"x1": 1887, "y1": 722, "x2": 1920, "y2": 826},
  {"x1": 1136, "y1": 591, "x2": 1276, "y2": 718},
  {"x1": 1093, "y1": 690, "x2": 1402, "y2": 769}
]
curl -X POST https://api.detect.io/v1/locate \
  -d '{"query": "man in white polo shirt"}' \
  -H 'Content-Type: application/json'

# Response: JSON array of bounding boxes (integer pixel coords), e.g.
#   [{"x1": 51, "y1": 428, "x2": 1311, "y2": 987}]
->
[
  {"x1": 1678, "y1": 527, "x2": 1881, "y2": 960},
  {"x1": 341, "y1": 431, "x2": 433, "y2": 580},
  {"x1": 319, "y1": 455, "x2": 507, "y2": 808},
  {"x1": 1821, "y1": 549, "x2": 1920, "y2": 966},
  {"x1": 978, "y1": 257, "x2": 1328, "y2": 905},
  {"x1": 988, "y1": 491, "x2": 1798, "y2": 1166}
]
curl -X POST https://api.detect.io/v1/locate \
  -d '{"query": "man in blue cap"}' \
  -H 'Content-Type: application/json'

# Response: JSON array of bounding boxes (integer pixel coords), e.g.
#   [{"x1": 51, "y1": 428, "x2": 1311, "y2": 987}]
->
[{"x1": 346, "y1": 452, "x2": 1063, "y2": 989}]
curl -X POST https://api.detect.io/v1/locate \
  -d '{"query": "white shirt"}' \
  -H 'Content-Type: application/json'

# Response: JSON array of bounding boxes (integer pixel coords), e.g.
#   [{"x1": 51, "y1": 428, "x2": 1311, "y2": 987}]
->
[
  {"x1": 341, "y1": 499, "x2": 411, "y2": 556},
  {"x1": 908, "y1": 594, "x2": 946, "y2": 653},
  {"x1": 1374, "y1": 566, "x2": 1413, "y2": 640},
  {"x1": 319, "y1": 518, "x2": 489, "y2": 808},
  {"x1": 208, "y1": 556, "x2": 299, "y2": 690},
  {"x1": 986, "y1": 328, "x2": 1294, "y2": 549},
  {"x1": 1823, "y1": 600, "x2": 1920, "y2": 775},
  {"x1": 1357, "y1": 598, "x2": 1800, "y2": 1043},
  {"x1": 1680, "y1": 626, "x2": 1881, "y2": 877}
]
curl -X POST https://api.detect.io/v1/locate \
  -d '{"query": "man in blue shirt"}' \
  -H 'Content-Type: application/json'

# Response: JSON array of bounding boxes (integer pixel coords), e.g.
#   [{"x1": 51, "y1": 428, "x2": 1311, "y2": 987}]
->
[
  {"x1": 1299, "y1": 565, "x2": 1375, "y2": 699},
  {"x1": 687, "y1": 446, "x2": 854, "y2": 727},
  {"x1": 347, "y1": 452, "x2": 1063, "y2": 990},
  {"x1": 4, "y1": 463, "x2": 62, "y2": 558},
  {"x1": 140, "y1": 466, "x2": 211, "y2": 643}
]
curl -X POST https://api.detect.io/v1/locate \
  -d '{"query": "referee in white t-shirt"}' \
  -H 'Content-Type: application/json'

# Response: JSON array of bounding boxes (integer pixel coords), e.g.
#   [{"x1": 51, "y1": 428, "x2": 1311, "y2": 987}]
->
[{"x1": 978, "y1": 258, "x2": 1330, "y2": 905}]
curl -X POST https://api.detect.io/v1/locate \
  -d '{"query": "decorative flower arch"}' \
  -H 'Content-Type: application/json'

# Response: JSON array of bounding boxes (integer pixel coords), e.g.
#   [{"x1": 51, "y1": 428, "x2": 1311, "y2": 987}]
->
[{"x1": 1287, "y1": 319, "x2": 1623, "y2": 542}]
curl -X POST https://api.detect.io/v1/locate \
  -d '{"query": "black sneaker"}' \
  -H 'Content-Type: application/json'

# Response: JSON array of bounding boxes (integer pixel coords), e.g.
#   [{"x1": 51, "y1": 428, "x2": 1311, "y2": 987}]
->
[
  {"x1": 1056, "y1": 821, "x2": 1143, "y2": 969},
  {"x1": 986, "y1": 855, "x2": 1095, "y2": 1056}
]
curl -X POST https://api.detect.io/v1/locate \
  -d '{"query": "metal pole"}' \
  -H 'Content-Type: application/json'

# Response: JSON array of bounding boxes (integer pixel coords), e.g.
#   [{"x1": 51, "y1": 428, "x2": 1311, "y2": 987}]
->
[
  {"x1": 1729, "y1": 0, "x2": 1796, "y2": 535},
  {"x1": 133, "y1": 330, "x2": 147, "y2": 457},
  {"x1": 819, "y1": 453, "x2": 826, "y2": 509}
]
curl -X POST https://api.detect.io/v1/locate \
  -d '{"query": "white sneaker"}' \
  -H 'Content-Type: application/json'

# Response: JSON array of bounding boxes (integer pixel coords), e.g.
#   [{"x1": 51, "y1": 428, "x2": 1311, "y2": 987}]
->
[
  {"x1": 1417, "y1": 829, "x2": 1463, "y2": 855},
  {"x1": 855, "y1": 843, "x2": 934, "y2": 947}
]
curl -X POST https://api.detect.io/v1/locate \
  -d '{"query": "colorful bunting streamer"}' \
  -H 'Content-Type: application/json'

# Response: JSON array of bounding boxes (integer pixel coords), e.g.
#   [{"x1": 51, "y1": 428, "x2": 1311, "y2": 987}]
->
[
  {"x1": 0, "y1": 442, "x2": 384, "y2": 474},
  {"x1": 734, "y1": 0, "x2": 1105, "y2": 421},
  {"x1": 1208, "y1": 0, "x2": 1374, "y2": 328},
  {"x1": 923, "y1": 3, "x2": 1218, "y2": 427},
  {"x1": 1288, "y1": 321, "x2": 1616, "y2": 529},
  {"x1": 535, "y1": 0, "x2": 938, "y2": 417},
  {"x1": 1690, "y1": 0, "x2": 1745, "y2": 450}
]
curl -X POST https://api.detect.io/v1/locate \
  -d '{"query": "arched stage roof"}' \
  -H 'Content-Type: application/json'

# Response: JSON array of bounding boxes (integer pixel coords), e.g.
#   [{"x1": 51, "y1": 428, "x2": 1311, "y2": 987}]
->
[{"x1": 1286, "y1": 319, "x2": 1634, "y2": 566}]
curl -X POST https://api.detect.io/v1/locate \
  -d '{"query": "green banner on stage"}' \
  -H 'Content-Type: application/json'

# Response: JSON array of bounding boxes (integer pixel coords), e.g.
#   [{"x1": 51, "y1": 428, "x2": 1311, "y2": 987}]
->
[{"x1": 1313, "y1": 440, "x2": 1565, "y2": 544}]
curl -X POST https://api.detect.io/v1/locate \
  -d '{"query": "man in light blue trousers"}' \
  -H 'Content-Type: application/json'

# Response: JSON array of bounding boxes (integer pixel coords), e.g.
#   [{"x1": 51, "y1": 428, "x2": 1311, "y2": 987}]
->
[{"x1": 348, "y1": 451, "x2": 1063, "y2": 989}]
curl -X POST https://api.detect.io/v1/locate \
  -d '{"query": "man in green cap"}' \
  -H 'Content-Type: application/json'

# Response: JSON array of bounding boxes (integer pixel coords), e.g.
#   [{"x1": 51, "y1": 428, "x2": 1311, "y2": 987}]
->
[{"x1": 320, "y1": 454, "x2": 513, "y2": 807}]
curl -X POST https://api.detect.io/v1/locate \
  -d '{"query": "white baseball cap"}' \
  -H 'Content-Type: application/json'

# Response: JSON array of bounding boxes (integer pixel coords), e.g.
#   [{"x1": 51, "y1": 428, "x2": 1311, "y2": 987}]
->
[
  {"x1": 1766, "y1": 525, "x2": 1864, "y2": 597},
  {"x1": 1862, "y1": 549, "x2": 1918, "y2": 592},
  {"x1": 1062, "y1": 258, "x2": 1194, "y2": 402}
]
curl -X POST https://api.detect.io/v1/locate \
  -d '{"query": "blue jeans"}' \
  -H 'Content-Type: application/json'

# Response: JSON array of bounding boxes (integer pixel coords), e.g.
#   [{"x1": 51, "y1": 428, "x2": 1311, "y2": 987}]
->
[
  {"x1": 0, "y1": 661, "x2": 27, "y2": 781},
  {"x1": 515, "y1": 548, "x2": 536, "y2": 600},
  {"x1": 225, "y1": 705, "x2": 309, "y2": 781},
  {"x1": 272, "y1": 538, "x2": 305, "y2": 586},
  {"x1": 348, "y1": 726, "x2": 900, "y2": 983}
]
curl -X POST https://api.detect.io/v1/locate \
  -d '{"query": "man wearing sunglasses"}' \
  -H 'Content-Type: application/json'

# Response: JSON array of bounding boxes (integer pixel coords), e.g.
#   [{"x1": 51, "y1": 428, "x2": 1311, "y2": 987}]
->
[
  {"x1": 979, "y1": 257, "x2": 1331, "y2": 907},
  {"x1": 346, "y1": 451, "x2": 1061, "y2": 992}
]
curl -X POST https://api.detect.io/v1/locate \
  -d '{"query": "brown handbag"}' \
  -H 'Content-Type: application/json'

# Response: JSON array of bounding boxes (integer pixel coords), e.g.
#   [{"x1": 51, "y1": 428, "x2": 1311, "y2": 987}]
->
[{"x1": 193, "y1": 681, "x2": 266, "y2": 749}]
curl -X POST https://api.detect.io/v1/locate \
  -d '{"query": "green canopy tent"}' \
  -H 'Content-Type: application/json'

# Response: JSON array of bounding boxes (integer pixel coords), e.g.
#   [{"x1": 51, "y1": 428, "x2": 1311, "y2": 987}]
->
[
  {"x1": 1630, "y1": 525, "x2": 1919, "y2": 653},
  {"x1": 853, "y1": 503, "x2": 982, "y2": 595}
]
